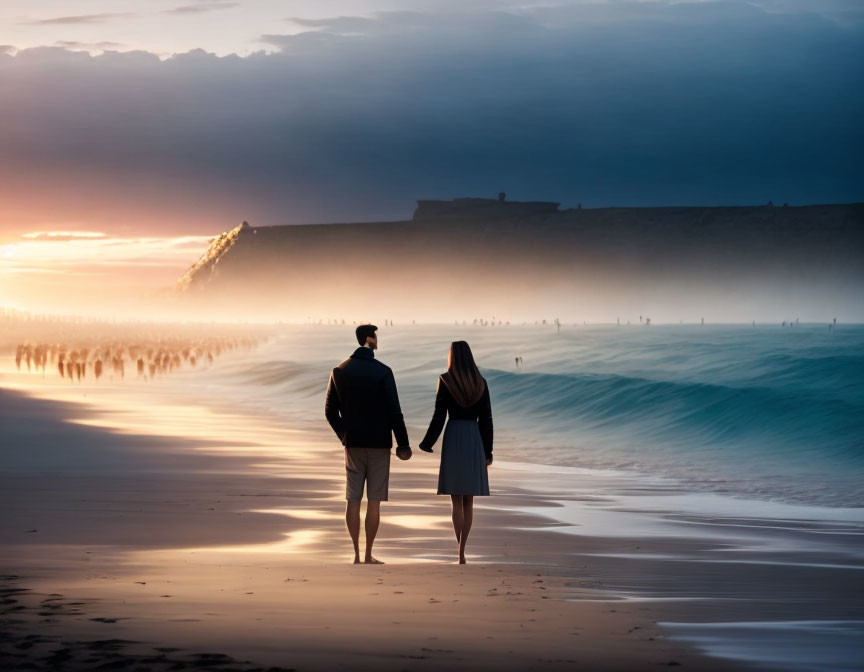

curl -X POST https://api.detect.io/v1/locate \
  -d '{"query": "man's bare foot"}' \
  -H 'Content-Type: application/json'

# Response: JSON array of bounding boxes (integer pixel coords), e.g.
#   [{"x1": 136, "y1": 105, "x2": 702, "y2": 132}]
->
[
  {"x1": 459, "y1": 555, "x2": 467, "y2": 564},
  {"x1": 364, "y1": 556, "x2": 385, "y2": 564},
  {"x1": 353, "y1": 556, "x2": 361, "y2": 564}
]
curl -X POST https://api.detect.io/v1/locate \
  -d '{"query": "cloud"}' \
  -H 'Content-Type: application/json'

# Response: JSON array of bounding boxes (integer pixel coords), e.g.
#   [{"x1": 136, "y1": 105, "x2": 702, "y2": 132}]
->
[
  {"x1": 1, "y1": 2, "x2": 862, "y2": 228},
  {"x1": 163, "y1": 2, "x2": 239, "y2": 16},
  {"x1": 22, "y1": 231, "x2": 108, "y2": 241},
  {"x1": 53, "y1": 41, "x2": 124, "y2": 52},
  {"x1": 26, "y1": 12, "x2": 136, "y2": 25}
]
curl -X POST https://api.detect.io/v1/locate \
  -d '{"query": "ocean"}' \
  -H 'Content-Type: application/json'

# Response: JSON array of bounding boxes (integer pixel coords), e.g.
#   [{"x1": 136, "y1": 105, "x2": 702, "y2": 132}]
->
[{"x1": 205, "y1": 322, "x2": 864, "y2": 510}]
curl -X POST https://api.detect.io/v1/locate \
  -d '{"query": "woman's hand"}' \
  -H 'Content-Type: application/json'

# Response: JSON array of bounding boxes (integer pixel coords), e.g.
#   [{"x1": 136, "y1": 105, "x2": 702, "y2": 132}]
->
[{"x1": 419, "y1": 444, "x2": 433, "y2": 453}]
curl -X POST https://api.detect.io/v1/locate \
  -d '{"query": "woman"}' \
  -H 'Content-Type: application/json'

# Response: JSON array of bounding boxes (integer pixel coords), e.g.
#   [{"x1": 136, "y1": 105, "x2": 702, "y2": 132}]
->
[{"x1": 419, "y1": 341, "x2": 493, "y2": 564}]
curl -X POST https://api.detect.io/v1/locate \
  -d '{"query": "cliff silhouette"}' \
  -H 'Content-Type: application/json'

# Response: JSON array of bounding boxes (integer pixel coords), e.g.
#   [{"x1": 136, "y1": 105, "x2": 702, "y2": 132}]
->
[{"x1": 170, "y1": 198, "x2": 864, "y2": 322}]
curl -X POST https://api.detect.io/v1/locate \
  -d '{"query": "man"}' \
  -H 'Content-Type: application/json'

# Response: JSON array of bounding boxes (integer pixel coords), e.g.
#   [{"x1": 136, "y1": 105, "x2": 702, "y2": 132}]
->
[{"x1": 325, "y1": 324, "x2": 412, "y2": 564}]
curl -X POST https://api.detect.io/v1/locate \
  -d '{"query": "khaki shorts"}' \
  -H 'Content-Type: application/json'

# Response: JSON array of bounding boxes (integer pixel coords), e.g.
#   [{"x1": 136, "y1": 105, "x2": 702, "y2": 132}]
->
[{"x1": 345, "y1": 447, "x2": 391, "y2": 501}]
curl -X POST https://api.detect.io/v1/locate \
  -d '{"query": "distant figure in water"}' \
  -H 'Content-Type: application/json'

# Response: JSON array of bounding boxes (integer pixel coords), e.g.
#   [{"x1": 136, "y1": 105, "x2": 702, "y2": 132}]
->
[
  {"x1": 325, "y1": 324, "x2": 412, "y2": 564},
  {"x1": 515, "y1": 356, "x2": 523, "y2": 368},
  {"x1": 419, "y1": 341, "x2": 493, "y2": 564}
]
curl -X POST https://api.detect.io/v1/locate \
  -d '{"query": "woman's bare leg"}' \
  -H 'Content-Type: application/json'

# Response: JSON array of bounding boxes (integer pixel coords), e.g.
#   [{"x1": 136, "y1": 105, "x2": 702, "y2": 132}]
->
[
  {"x1": 450, "y1": 495, "x2": 464, "y2": 550},
  {"x1": 458, "y1": 496, "x2": 474, "y2": 564}
]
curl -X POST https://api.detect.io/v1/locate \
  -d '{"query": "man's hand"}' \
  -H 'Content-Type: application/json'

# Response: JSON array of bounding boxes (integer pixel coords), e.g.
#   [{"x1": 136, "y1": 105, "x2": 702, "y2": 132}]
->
[
  {"x1": 419, "y1": 444, "x2": 433, "y2": 453},
  {"x1": 486, "y1": 455, "x2": 493, "y2": 466},
  {"x1": 396, "y1": 446, "x2": 412, "y2": 461}
]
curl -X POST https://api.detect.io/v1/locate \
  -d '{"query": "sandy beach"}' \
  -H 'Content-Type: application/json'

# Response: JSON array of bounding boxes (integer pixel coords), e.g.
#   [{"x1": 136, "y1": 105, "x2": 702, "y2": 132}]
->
[
  {"x1": 0, "y1": 378, "x2": 737, "y2": 671},
  {"x1": 2, "y1": 328, "x2": 863, "y2": 672}
]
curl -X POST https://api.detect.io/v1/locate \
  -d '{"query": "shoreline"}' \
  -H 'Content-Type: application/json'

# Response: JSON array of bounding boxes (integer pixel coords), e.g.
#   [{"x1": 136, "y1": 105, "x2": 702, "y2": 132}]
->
[{"x1": 4, "y1": 322, "x2": 864, "y2": 509}]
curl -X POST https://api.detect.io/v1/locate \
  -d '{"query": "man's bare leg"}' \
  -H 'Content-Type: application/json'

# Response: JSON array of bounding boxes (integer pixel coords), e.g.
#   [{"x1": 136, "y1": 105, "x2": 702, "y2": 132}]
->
[
  {"x1": 458, "y1": 496, "x2": 474, "y2": 564},
  {"x1": 364, "y1": 499, "x2": 384, "y2": 564},
  {"x1": 346, "y1": 500, "x2": 361, "y2": 563}
]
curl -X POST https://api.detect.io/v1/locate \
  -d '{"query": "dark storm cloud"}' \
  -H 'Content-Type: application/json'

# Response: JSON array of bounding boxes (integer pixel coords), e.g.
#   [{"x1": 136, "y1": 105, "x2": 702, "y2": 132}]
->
[
  {"x1": 1, "y1": 2, "x2": 863, "y2": 224},
  {"x1": 25, "y1": 12, "x2": 136, "y2": 25}
]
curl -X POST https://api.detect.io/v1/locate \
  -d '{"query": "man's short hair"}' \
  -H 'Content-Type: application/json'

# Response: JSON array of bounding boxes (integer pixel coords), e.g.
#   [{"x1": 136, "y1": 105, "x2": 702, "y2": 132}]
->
[{"x1": 356, "y1": 324, "x2": 378, "y2": 346}]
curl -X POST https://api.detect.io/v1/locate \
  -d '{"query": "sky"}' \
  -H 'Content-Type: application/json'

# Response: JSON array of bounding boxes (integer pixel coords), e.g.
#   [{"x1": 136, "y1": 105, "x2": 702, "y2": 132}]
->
[{"x1": 0, "y1": 0, "x2": 862, "y2": 317}]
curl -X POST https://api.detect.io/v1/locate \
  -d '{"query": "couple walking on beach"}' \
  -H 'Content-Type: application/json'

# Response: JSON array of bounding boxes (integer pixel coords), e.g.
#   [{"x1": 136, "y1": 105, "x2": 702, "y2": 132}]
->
[{"x1": 325, "y1": 324, "x2": 493, "y2": 564}]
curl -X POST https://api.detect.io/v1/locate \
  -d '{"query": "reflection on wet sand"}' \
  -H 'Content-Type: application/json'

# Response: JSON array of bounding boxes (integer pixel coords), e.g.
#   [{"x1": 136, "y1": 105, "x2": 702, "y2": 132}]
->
[{"x1": 136, "y1": 528, "x2": 328, "y2": 558}]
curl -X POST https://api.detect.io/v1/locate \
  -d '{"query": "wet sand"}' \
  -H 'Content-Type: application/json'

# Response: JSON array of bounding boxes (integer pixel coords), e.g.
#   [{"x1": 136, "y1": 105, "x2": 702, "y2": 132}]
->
[{"x1": 0, "y1": 382, "x2": 739, "y2": 671}]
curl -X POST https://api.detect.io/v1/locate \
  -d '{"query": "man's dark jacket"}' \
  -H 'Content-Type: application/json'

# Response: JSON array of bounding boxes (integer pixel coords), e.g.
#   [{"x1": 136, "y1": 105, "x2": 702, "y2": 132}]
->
[{"x1": 325, "y1": 347, "x2": 410, "y2": 449}]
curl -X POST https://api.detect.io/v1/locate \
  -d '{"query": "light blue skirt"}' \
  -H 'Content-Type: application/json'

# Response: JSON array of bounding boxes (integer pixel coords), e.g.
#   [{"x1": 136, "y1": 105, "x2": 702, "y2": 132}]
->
[{"x1": 437, "y1": 419, "x2": 490, "y2": 496}]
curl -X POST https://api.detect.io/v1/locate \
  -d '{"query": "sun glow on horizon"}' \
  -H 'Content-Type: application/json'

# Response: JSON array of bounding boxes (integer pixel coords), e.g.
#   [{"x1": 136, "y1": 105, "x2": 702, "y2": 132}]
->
[
  {"x1": 0, "y1": 229, "x2": 213, "y2": 315},
  {"x1": 21, "y1": 230, "x2": 108, "y2": 240},
  {"x1": 1, "y1": 229, "x2": 212, "y2": 270}
]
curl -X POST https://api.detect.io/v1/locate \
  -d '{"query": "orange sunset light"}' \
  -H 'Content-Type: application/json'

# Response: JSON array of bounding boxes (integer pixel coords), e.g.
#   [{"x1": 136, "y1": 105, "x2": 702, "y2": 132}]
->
[{"x1": 0, "y1": 229, "x2": 212, "y2": 315}]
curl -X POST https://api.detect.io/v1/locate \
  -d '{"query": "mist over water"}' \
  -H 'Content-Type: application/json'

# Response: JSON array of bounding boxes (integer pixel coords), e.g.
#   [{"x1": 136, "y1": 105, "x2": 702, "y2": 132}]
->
[{"x1": 205, "y1": 323, "x2": 864, "y2": 509}]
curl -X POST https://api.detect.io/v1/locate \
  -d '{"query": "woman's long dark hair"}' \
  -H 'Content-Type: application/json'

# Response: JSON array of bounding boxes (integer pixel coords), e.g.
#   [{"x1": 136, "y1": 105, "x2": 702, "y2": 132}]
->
[{"x1": 440, "y1": 340, "x2": 486, "y2": 407}]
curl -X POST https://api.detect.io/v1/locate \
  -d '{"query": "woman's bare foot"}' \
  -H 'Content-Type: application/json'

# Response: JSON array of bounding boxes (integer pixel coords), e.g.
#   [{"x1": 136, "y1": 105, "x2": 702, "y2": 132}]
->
[
  {"x1": 459, "y1": 555, "x2": 467, "y2": 564},
  {"x1": 353, "y1": 556, "x2": 361, "y2": 564},
  {"x1": 364, "y1": 556, "x2": 385, "y2": 564}
]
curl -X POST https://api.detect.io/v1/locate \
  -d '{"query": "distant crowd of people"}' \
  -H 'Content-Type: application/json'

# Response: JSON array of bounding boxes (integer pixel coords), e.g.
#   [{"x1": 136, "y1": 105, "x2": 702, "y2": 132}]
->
[{"x1": 12, "y1": 336, "x2": 261, "y2": 382}]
